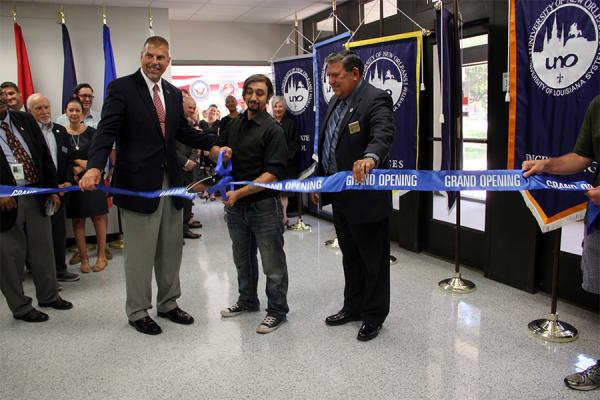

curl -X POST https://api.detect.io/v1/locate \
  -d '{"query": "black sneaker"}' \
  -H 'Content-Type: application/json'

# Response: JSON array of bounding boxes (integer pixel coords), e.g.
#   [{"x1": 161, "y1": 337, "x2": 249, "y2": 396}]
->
[
  {"x1": 220, "y1": 302, "x2": 258, "y2": 317},
  {"x1": 564, "y1": 361, "x2": 600, "y2": 391},
  {"x1": 57, "y1": 271, "x2": 80, "y2": 282},
  {"x1": 256, "y1": 315, "x2": 285, "y2": 334}
]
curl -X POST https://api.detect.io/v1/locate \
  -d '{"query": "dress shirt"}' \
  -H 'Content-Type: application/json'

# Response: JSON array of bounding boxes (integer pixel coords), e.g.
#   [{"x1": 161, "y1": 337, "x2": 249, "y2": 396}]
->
[{"x1": 39, "y1": 122, "x2": 58, "y2": 168}]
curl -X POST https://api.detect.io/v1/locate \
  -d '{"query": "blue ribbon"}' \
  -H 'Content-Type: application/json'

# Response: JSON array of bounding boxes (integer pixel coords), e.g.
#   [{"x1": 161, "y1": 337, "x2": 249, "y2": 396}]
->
[
  {"x1": 2, "y1": 170, "x2": 596, "y2": 233},
  {"x1": 586, "y1": 200, "x2": 600, "y2": 235},
  {"x1": 224, "y1": 169, "x2": 593, "y2": 194},
  {"x1": 0, "y1": 184, "x2": 195, "y2": 200},
  {"x1": 1, "y1": 170, "x2": 592, "y2": 199}
]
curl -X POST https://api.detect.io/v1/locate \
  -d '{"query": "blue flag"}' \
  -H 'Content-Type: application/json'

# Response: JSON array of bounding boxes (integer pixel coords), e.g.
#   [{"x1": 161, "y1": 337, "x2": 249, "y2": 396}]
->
[
  {"x1": 313, "y1": 31, "x2": 352, "y2": 157},
  {"x1": 436, "y1": 6, "x2": 461, "y2": 211},
  {"x1": 347, "y1": 32, "x2": 422, "y2": 172},
  {"x1": 103, "y1": 24, "x2": 117, "y2": 98},
  {"x1": 61, "y1": 23, "x2": 77, "y2": 110},
  {"x1": 508, "y1": 0, "x2": 599, "y2": 232},
  {"x1": 273, "y1": 54, "x2": 315, "y2": 173}
]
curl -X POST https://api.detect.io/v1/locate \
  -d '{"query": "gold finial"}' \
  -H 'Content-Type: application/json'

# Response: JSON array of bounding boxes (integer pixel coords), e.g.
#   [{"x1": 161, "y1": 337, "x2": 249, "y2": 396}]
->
[
  {"x1": 332, "y1": 0, "x2": 337, "y2": 13},
  {"x1": 102, "y1": 6, "x2": 107, "y2": 25},
  {"x1": 294, "y1": 12, "x2": 298, "y2": 28},
  {"x1": 58, "y1": 6, "x2": 65, "y2": 24},
  {"x1": 12, "y1": 5, "x2": 17, "y2": 23},
  {"x1": 148, "y1": 7, "x2": 154, "y2": 30}
]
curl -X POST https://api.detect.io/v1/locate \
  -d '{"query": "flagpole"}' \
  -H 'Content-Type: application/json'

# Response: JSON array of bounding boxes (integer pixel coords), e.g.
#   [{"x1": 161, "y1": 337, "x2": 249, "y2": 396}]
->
[
  {"x1": 438, "y1": 0, "x2": 475, "y2": 294},
  {"x1": 528, "y1": 229, "x2": 578, "y2": 342}
]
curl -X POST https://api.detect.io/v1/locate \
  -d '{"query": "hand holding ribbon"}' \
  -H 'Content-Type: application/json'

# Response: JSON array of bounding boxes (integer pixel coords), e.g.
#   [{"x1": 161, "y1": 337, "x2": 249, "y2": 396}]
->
[{"x1": 209, "y1": 148, "x2": 234, "y2": 200}]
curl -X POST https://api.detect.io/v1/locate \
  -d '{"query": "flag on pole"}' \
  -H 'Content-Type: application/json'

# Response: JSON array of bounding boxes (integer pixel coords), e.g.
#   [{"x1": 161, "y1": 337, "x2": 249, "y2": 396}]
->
[
  {"x1": 435, "y1": 4, "x2": 462, "y2": 211},
  {"x1": 103, "y1": 23, "x2": 117, "y2": 97},
  {"x1": 347, "y1": 32, "x2": 422, "y2": 172},
  {"x1": 273, "y1": 54, "x2": 316, "y2": 172},
  {"x1": 61, "y1": 23, "x2": 77, "y2": 110},
  {"x1": 508, "y1": 0, "x2": 599, "y2": 231},
  {"x1": 13, "y1": 22, "x2": 35, "y2": 109}
]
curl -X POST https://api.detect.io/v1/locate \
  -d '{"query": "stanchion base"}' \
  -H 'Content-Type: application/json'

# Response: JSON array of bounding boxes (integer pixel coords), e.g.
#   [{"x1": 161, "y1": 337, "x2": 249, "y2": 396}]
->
[
  {"x1": 438, "y1": 273, "x2": 476, "y2": 294},
  {"x1": 109, "y1": 239, "x2": 125, "y2": 250},
  {"x1": 324, "y1": 238, "x2": 339, "y2": 248},
  {"x1": 389, "y1": 255, "x2": 397, "y2": 265},
  {"x1": 528, "y1": 314, "x2": 578, "y2": 343},
  {"x1": 287, "y1": 218, "x2": 311, "y2": 232}
]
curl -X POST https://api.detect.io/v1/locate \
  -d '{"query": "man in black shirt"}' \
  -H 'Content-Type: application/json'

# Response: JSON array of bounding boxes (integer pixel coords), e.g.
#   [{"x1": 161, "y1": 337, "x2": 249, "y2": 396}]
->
[{"x1": 210, "y1": 74, "x2": 289, "y2": 334}]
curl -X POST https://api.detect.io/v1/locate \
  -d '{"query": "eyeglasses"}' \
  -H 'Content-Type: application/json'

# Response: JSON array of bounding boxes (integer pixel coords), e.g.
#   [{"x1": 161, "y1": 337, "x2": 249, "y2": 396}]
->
[{"x1": 79, "y1": 94, "x2": 95, "y2": 99}]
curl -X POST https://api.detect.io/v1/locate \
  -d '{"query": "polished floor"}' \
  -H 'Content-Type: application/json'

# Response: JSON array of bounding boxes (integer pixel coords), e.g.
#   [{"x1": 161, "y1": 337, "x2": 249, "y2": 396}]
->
[{"x1": 0, "y1": 199, "x2": 598, "y2": 400}]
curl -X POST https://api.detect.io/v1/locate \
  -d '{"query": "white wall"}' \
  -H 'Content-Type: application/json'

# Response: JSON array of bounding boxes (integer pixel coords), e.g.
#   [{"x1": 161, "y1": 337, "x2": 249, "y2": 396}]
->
[
  {"x1": 0, "y1": 2, "x2": 170, "y2": 119},
  {"x1": 1, "y1": 2, "x2": 298, "y2": 119},
  {"x1": 169, "y1": 20, "x2": 296, "y2": 63}
]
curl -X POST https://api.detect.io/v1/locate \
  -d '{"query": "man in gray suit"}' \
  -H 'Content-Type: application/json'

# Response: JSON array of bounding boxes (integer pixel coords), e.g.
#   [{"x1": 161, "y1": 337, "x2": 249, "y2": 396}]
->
[
  {"x1": 0, "y1": 96, "x2": 73, "y2": 322},
  {"x1": 79, "y1": 36, "x2": 215, "y2": 335}
]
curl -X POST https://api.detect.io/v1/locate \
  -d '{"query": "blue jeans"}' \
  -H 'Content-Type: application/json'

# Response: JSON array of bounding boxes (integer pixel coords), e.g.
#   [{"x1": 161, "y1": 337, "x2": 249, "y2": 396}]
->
[{"x1": 226, "y1": 196, "x2": 289, "y2": 318}]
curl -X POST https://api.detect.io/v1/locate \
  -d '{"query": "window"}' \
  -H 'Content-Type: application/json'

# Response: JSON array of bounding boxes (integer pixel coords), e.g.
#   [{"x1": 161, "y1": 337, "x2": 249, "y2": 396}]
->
[
  {"x1": 362, "y1": 0, "x2": 397, "y2": 25},
  {"x1": 315, "y1": 17, "x2": 335, "y2": 40}
]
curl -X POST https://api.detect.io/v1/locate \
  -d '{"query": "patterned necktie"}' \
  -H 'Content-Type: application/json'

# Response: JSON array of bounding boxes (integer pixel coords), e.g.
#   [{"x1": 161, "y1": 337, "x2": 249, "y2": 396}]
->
[
  {"x1": 1, "y1": 121, "x2": 38, "y2": 182},
  {"x1": 321, "y1": 101, "x2": 344, "y2": 174},
  {"x1": 153, "y1": 84, "x2": 166, "y2": 136}
]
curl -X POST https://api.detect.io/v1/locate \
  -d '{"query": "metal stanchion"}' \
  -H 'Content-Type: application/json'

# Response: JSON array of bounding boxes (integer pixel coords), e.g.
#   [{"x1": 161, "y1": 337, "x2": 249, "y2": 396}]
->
[
  {"x1": 288, "y1": 193, "x2": 311, "y2": 231},
  {"x1": 528, "y1": 229, "x2": 578, "y2": 343},
  {"x1": 109, "y1": 208, "x2": 125, "y2": 249},
  {"x1": 437, "y1": 0, "x2": 475, "y2": 294}
]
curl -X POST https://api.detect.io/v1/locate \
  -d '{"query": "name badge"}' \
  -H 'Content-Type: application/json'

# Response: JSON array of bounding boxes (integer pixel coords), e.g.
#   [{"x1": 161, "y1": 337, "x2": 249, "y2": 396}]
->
[
  {"x1": 61, "y1": 146, "x2": 68, "y2": 153},
  {"x1": 10, "y1": 163, "x2": 25, "y2": 180},
  {"x1": 348, "y1": 121, "x2": 361, "y2": 135}
]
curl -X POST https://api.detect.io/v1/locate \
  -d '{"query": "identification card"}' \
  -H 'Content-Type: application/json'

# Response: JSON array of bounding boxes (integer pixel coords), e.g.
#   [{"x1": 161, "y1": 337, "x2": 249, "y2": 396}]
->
[
  {"x1": 10, "y1": 163, "x2": 25, "y2": 180},
  {"x1": 348, "y1": 121, "x2": 361, "y2": 134}
]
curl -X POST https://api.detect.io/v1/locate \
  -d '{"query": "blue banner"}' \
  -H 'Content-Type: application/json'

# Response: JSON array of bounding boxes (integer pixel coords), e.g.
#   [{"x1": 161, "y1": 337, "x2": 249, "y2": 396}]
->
[
  {"x1": 61, "y1": 23, "x2": 77, "y2": 110},
  {"x1": 347, "y1": 32, "x2": 421, "y2": 171},
  {"x1": 103, "y1": 24, "x2": 117, "y2": 98},
  {"x1": 273, "y1": 54, "x2": 315, "y2": 172},
  {"x1": 436, "y1": 6, "x2": 460, "y2": 211},
  {"x1": 509, "y1": 0, "x2": 599, "y2": 232},
  {"x1": 313, "y1": 31, "x2": 352, "y2": 156}
]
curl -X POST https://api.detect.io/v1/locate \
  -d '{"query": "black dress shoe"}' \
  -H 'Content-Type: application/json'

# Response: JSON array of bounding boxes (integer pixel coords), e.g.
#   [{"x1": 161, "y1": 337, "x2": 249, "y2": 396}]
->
[
  {"x1": 14, "y1": 308, "x2": 49, "y2": 323},
  {"x1": 184, "y1": 230, "x2": 201, "y2": 239},
  {"x1": 357, "y1": 323, "x2": 382, "y2": 341},
  {"x1": 129, "y1": 316, "x2": 162, "y2": 335},
  {"x1": 325, "y1": 310, "x2": 361, "y2": 326},
  {"x1": 188, "y1": 220, "x2": 203, "y2": 229},
  {"x1": 158, "y1": 307, "x2": 194, "y2": 325},
  {"x1": 39, "y1": 296, "x2": 73, "y2": 310}
]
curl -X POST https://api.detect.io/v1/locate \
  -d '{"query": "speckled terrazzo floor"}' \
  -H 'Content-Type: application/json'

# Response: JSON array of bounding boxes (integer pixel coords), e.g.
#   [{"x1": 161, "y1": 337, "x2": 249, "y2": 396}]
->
[{"x1": 0, "y1": 199, "x2": 598, "y2": 400}]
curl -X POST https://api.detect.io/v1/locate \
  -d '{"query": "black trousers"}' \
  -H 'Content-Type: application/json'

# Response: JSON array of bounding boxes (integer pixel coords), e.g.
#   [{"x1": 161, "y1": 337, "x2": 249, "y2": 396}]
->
[
  {"x1": 332, "y1": 204, "x2": 390, "y2": 325},
  {"x1": 50, "y1": 203, "x2": 67, "y2": 275},
  {"x1": 181, "y1": 171, "x2": 194, "y2": 232}
]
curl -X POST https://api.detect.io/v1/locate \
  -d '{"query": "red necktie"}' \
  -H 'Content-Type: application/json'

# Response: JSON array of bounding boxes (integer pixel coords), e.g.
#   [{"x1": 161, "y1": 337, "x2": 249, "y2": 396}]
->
[
  {"x1": 153, "y1": 84, "x2": 166, "y2": 136},
  {"x1": 1, "y1": 121, "x2": 38, "y2": 182}
]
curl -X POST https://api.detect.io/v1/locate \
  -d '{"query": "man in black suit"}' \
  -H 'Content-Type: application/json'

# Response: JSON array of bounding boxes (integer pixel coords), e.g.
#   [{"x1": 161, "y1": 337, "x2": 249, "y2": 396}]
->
[
  {"x1": 311, "y1": 50, "x2": 395, "y2": 341},
  {"x1": 27, "y1": 93, "x2": 80, "y2": 282},
  {"x1": 0, "y1": 96, "x2": 73, "y2": 322},
  {"x1": 79, "y1": 36, "x2": 216, "y2": 335}
]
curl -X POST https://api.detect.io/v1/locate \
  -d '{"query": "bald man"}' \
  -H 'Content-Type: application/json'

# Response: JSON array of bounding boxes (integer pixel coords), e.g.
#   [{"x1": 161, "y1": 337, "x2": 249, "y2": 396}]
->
[{"x1": 27, "y1": 94, "x2": 80, "y2": 283}]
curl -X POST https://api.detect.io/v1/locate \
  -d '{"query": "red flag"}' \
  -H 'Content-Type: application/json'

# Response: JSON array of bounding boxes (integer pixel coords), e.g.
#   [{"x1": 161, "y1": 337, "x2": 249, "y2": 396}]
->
[{"x1": 13, "y1": 22, "x2": 34, "y2": 109}]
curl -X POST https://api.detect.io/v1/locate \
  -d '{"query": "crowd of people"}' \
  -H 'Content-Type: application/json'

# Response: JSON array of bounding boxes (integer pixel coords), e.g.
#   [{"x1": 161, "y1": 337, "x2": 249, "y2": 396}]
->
[{"x1": 0, "y1": 35, "x2": 597, "y2": 392}]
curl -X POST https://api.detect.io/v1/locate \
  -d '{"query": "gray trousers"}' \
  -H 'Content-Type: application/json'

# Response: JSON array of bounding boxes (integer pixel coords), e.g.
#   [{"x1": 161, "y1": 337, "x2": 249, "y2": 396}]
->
[
  {"x1": 582, "y1": 227, "x2": 600, "y2": 294},
  {"x1": 0, "y1": 196, "x2": 58, "y2": 317},
  {"x1": 121, "y1": 194, "x2": 184, "y2": 321}
]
